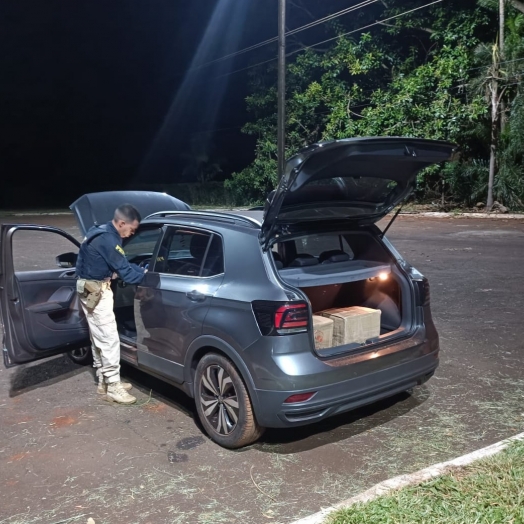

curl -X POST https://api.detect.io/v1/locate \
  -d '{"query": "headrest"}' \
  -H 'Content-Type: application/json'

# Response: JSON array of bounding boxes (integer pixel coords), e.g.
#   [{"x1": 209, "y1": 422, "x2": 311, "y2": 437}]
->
[
  {"x1": 319, "y1": 250, "x2": 351, "y2": 264},
  {"x1": 271, "y1": 251, "x2": 284, "y2": 270}
]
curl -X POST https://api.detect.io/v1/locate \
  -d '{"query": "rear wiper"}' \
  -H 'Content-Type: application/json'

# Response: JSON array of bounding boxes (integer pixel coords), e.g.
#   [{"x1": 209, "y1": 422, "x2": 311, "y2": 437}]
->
[{"x1": 380, "y1": 205, "x2": 403, "y2": 239}]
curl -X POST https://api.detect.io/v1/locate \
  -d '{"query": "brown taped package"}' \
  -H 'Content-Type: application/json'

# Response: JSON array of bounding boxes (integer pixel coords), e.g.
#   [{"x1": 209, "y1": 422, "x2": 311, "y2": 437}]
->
[
  {"x1": 312, "y1": 315, "x2": 334, "y2": 349},
  {"x1": 321, "y1": 306, "x2": 381, "y2": 346}
]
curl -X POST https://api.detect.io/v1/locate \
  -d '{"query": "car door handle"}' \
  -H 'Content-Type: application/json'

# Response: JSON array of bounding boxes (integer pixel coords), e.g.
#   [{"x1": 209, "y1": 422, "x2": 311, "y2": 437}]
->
[{"x1": 186, "y1": 290, "x2": 206, "y2": 302}]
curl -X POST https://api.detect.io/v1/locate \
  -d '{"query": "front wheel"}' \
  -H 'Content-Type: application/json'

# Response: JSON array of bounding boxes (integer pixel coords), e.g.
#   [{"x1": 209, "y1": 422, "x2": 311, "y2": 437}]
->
[
  {"x1": 195, "y1": 353, "x2": 265, "y2": 448},
  {"x1": 67, "y1": 346, "x2": 93, "y2": 366}
]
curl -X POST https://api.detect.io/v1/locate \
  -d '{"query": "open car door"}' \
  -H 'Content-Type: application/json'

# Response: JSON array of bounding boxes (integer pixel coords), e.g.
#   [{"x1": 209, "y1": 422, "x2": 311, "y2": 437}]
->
[{"x1": 0, "y1": 224, "x2": 90, "y2": 367}]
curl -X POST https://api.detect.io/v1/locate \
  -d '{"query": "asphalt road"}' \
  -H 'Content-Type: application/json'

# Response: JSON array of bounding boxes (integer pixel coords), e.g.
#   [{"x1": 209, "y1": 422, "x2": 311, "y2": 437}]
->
[{"x1": 1, "y1": 213, "x2": 523, "y2": 524}]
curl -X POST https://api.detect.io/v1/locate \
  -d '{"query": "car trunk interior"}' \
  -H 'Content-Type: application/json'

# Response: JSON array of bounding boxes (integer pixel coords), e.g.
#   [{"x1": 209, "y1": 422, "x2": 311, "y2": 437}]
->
[
  {"x1": 301, "y1": 276, "x2": 402, "y2": 333},
  {"x1": 274, "y1": 228, "x2": 412, "y2": 355}
]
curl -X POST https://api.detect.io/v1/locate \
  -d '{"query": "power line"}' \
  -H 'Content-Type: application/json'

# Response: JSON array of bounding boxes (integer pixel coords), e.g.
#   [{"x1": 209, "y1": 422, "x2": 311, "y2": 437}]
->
[
  {"x1": 191, "y1": 0, "x2": 379, "y2": 71},
  {"x1": 216, "y1": 0, "x2": 444, "y2": 80},
  {"x1": 466, "y1": 56, "x2": 524, "y2": 73},
  {"x1": 287, "y1": 0, "x2": 444, "y2": 58},
  {"x1": 287, "y1": 0, "x2": 378, "y2": 37},
  {"x1": 216, "y1": 57, "x2": 277, "y2": 79}
]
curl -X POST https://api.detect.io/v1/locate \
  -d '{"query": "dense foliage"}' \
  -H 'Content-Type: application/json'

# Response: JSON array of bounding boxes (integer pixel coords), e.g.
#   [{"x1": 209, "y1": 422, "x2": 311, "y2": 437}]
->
[{"x1": 225, "y1": 0, "x2": 524, "y2": 209}]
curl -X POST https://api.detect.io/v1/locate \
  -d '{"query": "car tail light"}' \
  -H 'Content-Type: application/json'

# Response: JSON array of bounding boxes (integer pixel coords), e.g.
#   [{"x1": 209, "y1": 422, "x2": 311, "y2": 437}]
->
[
  {"x1": 284, "y1": 392, "x2": 316, "y2": 404},
  {"x1": 252, "y1": 301, "x2": 310, "y2": 336},
  {"x1": 415, "y1": 278, "x2": 430, "y2": 306}
]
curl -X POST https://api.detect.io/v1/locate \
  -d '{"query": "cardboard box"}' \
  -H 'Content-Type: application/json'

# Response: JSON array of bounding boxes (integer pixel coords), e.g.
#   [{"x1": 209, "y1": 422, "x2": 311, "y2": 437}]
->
[
  {"x1": 312, "y1": 315, "x2": 334, "y2": 350},
  {"x1": 321, "y1": 307, "x2": 381, "y2": 346}
]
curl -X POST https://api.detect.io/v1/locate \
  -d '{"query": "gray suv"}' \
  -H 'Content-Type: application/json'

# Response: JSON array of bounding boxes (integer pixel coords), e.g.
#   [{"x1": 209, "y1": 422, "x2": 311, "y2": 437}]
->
[{"x1": 1, "y1": 137, "x2": 455, "y2": 448}]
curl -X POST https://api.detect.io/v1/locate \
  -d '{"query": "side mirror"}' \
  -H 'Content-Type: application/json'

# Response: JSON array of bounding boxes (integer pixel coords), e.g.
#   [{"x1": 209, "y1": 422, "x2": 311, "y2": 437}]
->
[{"x1": 56, "y1": 252, "x2": 78, "y2": 268}]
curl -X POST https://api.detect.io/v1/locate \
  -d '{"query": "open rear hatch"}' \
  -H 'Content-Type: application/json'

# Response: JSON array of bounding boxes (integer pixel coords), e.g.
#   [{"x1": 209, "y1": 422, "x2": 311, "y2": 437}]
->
[
  {"x1": 264, "y1": 137, "x2": 456, "y2": 356},
  {"x1": 260, "y1": 137, "x2": 457, "y2": 250}
]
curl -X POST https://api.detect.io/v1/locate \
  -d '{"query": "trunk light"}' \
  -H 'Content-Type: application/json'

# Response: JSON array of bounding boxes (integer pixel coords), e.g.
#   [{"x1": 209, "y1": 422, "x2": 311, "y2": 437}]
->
[
  {"x1": 284, "y1": 392, "x2": 316, "y2": 404},
  {"x1": 378, "y1": 272, "x2": 388, "y2": 281}
]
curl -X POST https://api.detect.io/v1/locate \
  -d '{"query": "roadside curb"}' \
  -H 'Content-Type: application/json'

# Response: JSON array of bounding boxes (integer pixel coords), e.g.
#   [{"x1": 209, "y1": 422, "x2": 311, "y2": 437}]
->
[
  {"x1": 12, "y1": 212, "x2": 73, "y2": 216},
  {"x1": 399, "y1": 212, "x2": 524, "y2": 219},
  {"x1": 289, "y1": 431, "x2": 524, "y2": 524}
]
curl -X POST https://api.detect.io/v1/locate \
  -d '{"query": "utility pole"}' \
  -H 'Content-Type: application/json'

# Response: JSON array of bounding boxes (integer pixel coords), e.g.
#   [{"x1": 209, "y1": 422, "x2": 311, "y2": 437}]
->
[
  {"x1": 500, "y1": 0, "x2": 505, "y2": 56},
  {"x1": 500, "y1": 0, "x2": 507, "y2": 132},
  {"x1": 277, "y1": 0, "x2": 286, "y2": 180},
  {"x1": 487, "y1": 0, "x2": 505, "y2": 209},
  {"x1": 487, "y1": 42, "x2": 500, "y2": 210}
]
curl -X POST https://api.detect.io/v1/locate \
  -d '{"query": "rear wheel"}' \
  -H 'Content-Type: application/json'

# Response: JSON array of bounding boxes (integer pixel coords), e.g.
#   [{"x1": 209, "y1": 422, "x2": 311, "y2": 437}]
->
[
  {"x1": 195, "y1": 353, "x2": 265, "y2": 448},
  {"x1": 67, "y1": 346, "x2": 93, "y2": 366}
]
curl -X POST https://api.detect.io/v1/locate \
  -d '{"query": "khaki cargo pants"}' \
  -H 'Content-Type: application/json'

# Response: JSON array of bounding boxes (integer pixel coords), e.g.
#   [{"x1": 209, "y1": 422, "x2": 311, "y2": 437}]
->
[{"x1": 77, "y1": 279, "x2": 121, "y2": 384}]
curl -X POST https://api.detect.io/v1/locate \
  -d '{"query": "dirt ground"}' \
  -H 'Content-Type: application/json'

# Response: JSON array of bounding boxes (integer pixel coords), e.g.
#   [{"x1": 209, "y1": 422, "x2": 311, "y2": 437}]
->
[{"x1": 1, "y1": 213, "x2": 523, "y2": 524}]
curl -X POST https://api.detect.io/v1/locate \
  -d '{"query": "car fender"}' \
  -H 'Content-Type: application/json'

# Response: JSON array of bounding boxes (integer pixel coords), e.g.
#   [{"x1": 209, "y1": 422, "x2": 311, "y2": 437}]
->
[{"x1": 183, "y1": 335, "x2": 260, "y2": 408}]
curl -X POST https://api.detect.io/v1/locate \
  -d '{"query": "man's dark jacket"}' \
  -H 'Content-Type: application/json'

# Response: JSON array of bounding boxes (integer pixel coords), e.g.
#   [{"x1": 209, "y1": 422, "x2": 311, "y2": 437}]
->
[{"x1": 76, "y1": 222, "x2": 145, "y2": 284}]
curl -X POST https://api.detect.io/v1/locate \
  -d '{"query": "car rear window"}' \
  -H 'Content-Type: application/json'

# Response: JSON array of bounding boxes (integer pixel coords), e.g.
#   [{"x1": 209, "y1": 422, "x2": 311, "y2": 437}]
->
[
  {"x1": 295, "y1": 234, "x2": 353, "y2": 258},
  {"x1": 308, "y1": 176, "x2": 399, "y2": 203}
]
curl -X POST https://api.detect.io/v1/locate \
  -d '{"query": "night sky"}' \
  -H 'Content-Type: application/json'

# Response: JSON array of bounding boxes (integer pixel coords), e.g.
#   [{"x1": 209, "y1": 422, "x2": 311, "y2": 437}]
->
[{"x1": 0, "y1": 0, "x2": 366, "y2": 208}]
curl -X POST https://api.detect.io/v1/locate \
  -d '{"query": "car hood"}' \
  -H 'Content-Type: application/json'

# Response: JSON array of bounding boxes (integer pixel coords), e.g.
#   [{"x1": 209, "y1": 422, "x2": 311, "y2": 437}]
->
[
  {"x1": 70, "y1": 191, "x2": 191, "y2": 236},
  {"x1": 260, "y1": 137, "x2": 457, "y2": 249}
]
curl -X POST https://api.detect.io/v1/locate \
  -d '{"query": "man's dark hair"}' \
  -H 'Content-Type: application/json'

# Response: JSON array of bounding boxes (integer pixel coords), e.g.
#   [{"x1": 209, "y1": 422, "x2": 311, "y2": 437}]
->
[{"x1": 114, "y1": 204, "x2": 142, "y2": 223}]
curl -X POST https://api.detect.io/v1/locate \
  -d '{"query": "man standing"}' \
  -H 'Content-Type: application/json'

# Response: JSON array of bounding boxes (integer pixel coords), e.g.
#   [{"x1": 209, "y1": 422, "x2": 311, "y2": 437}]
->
[{"x1": 76, "y1": 204, "x2": 147, "y2": 404}]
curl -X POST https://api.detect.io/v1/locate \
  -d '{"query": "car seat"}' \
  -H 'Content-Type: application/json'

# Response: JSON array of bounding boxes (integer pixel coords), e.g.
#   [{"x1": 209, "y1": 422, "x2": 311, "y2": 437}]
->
[
  {"x1": 272, "y1": 252, "x2": 284, "y2": 270},
  {"x1": 177, "y1": 234, "x2": 210, "y2": 276},
  {"x1": 288, "y1": 254, "x2": 319, "y2": 267}
]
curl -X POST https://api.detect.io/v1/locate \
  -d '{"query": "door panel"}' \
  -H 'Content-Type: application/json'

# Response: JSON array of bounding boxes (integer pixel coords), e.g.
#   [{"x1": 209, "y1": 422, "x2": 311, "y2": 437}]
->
[
  {"x1": 136, "y1": 228, "x2": 224, "y2": 371},
  {"x1": 1, "y1": 225, "x2": 89, "y2": 367},
  {"x1": 138, "y1": 274, "x2": 222, "y2": 363}
]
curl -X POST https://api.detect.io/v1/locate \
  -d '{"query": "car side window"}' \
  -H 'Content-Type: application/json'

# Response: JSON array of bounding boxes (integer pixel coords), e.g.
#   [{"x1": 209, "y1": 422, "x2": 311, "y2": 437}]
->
[
  {"x1": 156, "y1": 228, "x2": 223, "y2": 277},
  {"x1": 201, "y1": 234, "x2": 224, "y2": 277},
  {"x1": 11, "y1": 229, "x2": 79, "y2": 272},
  {"x1": 122, "y1": 227, "x2": 163, "y2": 267}
]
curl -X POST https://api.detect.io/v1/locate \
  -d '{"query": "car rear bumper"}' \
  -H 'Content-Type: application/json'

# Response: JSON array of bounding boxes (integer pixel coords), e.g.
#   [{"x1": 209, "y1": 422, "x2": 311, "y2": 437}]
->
[{"x1": 252, "y1": 341, "x2": 439, "y2": 429}]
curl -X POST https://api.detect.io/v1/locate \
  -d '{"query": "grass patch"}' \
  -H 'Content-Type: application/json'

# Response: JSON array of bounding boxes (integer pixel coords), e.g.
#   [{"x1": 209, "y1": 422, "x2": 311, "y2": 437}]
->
[{"x1": 326, "y1": 439, "x2": 524, "y2": 524}]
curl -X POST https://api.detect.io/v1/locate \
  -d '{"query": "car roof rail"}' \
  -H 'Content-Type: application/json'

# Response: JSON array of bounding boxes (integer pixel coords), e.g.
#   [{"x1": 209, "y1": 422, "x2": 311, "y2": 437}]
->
[{"x1": 143, "y1": 210, "x2": 261, "y2": 228}]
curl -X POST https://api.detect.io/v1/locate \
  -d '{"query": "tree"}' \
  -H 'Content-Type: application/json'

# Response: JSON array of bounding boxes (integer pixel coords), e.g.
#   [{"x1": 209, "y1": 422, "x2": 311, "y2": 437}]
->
[
  {"x1": 226, "y1": 0, "x2": 489, "y2": 205},
  {"x1": 470, "y1": 0, "x2": 524, "y2": 208}
]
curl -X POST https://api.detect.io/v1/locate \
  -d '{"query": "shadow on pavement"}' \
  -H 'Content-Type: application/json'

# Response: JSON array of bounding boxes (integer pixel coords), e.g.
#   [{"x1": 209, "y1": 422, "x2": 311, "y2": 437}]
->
[
  {"x1": 9, "y1": 354, "x2": 88, "y2": 397},
  {"x1": 252, "y1": 386, "x2": 431, "y2": 453},
  {"x1": 8, "y1": 352, "x2": 430, "y2": 452},
  {"x1": 112, "y1": 364, "x2": 431, "y2": 452},
  {"x1": 120, "y1": 362, "x2": 198, "y2": 422}
]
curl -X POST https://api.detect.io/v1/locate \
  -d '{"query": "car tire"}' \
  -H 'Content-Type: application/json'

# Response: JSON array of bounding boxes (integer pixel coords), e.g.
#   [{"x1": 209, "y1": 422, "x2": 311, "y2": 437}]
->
[
  {"x1": 195, "y1": 353, "x2": 265, "y2": 448},
  {"x1": 67, "y1": 346, "x2": 93, "y2": 366}
]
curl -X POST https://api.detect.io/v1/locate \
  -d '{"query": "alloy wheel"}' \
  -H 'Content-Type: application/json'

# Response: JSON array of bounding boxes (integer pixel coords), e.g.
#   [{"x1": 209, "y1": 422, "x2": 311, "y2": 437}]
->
[
  {"x1": 199, "y1": 364, "x2": 239, "y2": 435},
  {"x1": 69, "y1": 347, "x2": 90, "y2": 360},
  {"x1": 67, "y1": 346, "x2": 92, "y2": 366}
]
